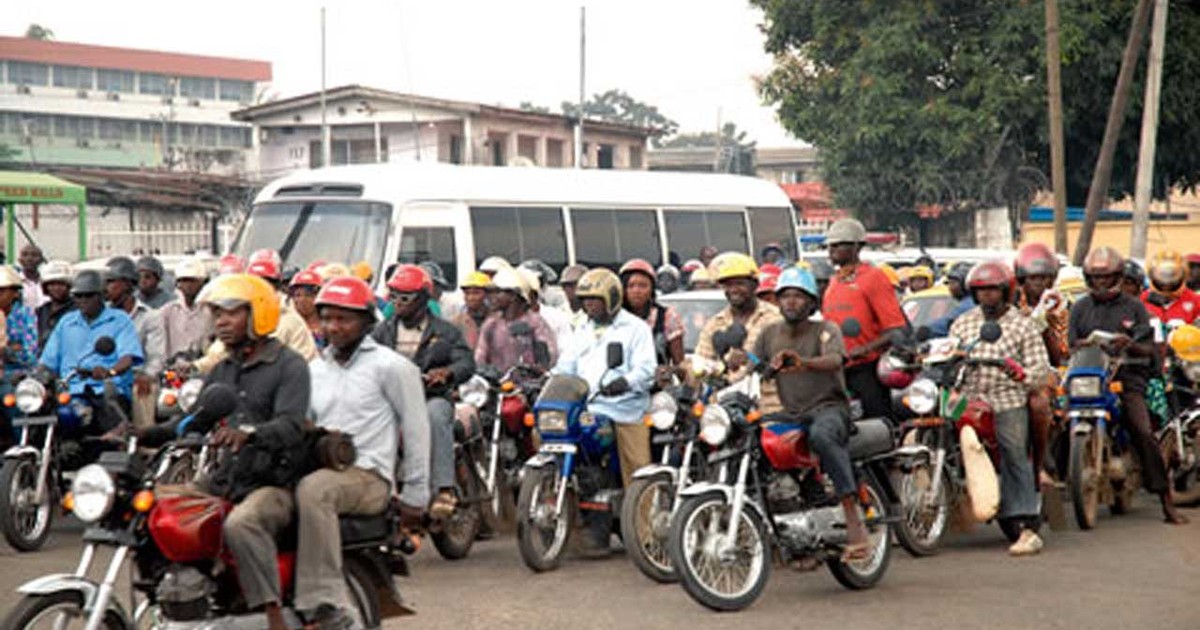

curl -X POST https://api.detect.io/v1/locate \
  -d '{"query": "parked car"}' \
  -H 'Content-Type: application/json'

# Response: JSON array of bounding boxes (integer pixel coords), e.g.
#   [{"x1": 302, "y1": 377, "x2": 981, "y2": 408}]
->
[
  {"x1": 657, "y1": 290, "x2": 727, "y2": 353},
  {"x1": 901, "y1": 285, "x2": 958, "y2": 330}
]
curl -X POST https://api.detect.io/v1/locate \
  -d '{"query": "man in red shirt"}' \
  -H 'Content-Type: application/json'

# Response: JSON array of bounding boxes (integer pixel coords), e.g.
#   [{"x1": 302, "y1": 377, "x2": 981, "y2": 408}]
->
[
  {"x1": 1143, "y1": 250, "x2": 1200, "y2": 331},
  {"x1": 820, "y1": 218, "x2": 908, "y2": 420},
  {"x1": 1186, "y1": 253, "x2": 1200, "y2": 292}
]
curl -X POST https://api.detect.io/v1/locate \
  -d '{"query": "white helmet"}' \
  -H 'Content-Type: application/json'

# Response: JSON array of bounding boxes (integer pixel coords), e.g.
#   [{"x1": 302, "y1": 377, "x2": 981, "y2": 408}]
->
[
  {"x1": 516, "y1": 267, "x2": 541, "y2": 297},
  {"x1": 39, "y1": 260, "x2": 74, "y2": 285},
  {"x1": 492, "y1": 267, "x2": 530, "y2": 302},
  {"x1": 479, "y1": 256, "x2": 513, "y2": 274},
  {"x1": 0, "y1": 267, "x2": 22, "y2": 290},
  {"x1": 174, "y1": 259, "x2": 209, "y2": 281}
]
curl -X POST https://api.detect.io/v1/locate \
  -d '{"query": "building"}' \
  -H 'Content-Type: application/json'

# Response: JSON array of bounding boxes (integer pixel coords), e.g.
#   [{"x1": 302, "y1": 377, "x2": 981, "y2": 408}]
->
[
  {"x1": 647, "y1": 144, "x2": 820, "y2": 183},
  {"x1": 0, "y1": 36, "x2": 270, "y2": 174},
  {"x1": 230, "y1": 85, "x2": 655, "y2": 179}
]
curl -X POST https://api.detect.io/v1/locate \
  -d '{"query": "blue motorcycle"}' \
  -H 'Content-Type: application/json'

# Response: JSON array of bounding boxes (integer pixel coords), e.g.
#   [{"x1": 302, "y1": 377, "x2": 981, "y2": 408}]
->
[
  {"x1": 1064, "y1": 331, "x2": 1142, "y2": 530},
  {"x1": 516, "y1": 343, "x2": 625, "y2": 572}
]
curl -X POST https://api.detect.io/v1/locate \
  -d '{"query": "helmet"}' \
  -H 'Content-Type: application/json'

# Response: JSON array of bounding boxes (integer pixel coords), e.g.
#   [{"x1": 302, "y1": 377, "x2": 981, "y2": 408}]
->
[
  {"x1": 289, "y1": 270, "x2": 323, "y2": 290},
  {"x1": 907, "y1": 265, "x2": 934, "y2": 284},
  {"x1": 461, "y1": 271, "x2": 492, "y2": 290},
  {"x1": 71, "y1": 270, "x2": 104, "y2": 295},
  {"x1": 248, "y1": 249, "x2": 282, "y2": 269},
  {"x1": 760, "y1": 242, "x2": 787, "y2": 259},
  {"x1": 1014, "y1": 242, "x2": 1057, "y2": 280},
  {"x1": 680, "y1": 259, "x2": 704, "y2": 274},
  {"x1": 305, "y1": 259, "x2": 328, "y2": 272},
  {"x1": 758, "y1": 263, "x2": 783, "y2": 279},
  {"x1": 387, "y1": 264, "x2": 433, "y2": 293},
  {"x1": 877, "y1": 263, "x2": 901, "y2": 288},
  {"x1": 575, "y1": 268, "x2": 623, "y2": 318},
  {"x1": 966, "y1": 260, "x2": 1016, "y2": 300},
  {"x1": 516, "y1": 267, "x2": 542, "y2": 297},
  {"x1": 1169, "y1": 324, "x2": 1200, "y2": 362},
  {"x1": 198, "y1": 273, "x2": 281, "y2": 338},
  {"x1": 775, "y1": 266, "x2": 819, "y2": 299},
  {"x1": 351, "y1": 261, "x2": 374, "y2": 281},
  {"x1": 479, "y1": 256, "x2": 512, "y2": 274},
  {"x1": 318, "y1": 262, "x2": 351, "y2": 281},
  {"x1": 519, "y1": 259, "x2": 558, "y2": 285},
  {"x1": 39, "y1": 260, "x2": 73, "y2": 285},
  {"x1": 712, "y1": 253, "x2": 758, "y2": 282},
  {"x1": 618, "y1": 259, "x2": 656, "y2": 283},
  {"x1": 174, "y1": 259, "x2": 208, "y2": 281},
  {"x1": 808, "y1": 258, "x2": 834, "y2": 282},
  {"x1": 315, "y1": 276, "x2": 377, "y2": 320},
  {"x1": 1123, "y1": 260, "x2": 1146, "y2": 288},
  {"x1": 1187, "y1": 253, "x2": 1200, "y2": 266},
  {"x1": 246, "y1": 259, "x2": 281, "y2": 282},
  {"x1": 560, "y1": 264, "x2": 588, "y2": 285},
  {"x1": 136, "y1": 256, "x2": 164, "y2": 279},
  {"x1": 419, "y1": 261, "x2": 451, "y2": 289},
  {"x1": 217, "y1": 254, "x2": 245, "y2": 275},
  {"x1": 656, "y1": 264, "x2": 681, "y2": 294},
  {"x1": 877, "y1": 353, "x2": 916, "y2": 389},
  {"x1": 105, "y1": 256, "x2": 138, "y2": 283},
  {"x1": 757, "y1": 274, "x2": 778, "y2": 295},
  {"x1": 688, "y1": 266, "x2": 715, "y2": 288},
  {"x1": 1083, "y1": 246, "x2": 1124, "y2": 300},
  {"x1": 1056, "y1": 266, "x2": 1086, "y2": 295},
  {"x1": 1148, "y1": 250, "x2": 1186, "y2": 298},
  {"x1": 0, "y1": 267, "x2": 22, "y2": 289},
  {"x1": 825, "y1": 218, "x2": 867, "y2": 245},
  {"x1": 491, "y1": 268, "x2": 530, "y2": 302},
  {"x1": 946, "y1": 261, "x2": 974, "y2": 285}
]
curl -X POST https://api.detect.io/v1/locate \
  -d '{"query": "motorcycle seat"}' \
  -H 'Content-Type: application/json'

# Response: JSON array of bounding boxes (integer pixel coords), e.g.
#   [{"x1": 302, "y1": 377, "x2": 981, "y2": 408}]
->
[
  {"x1": 339, "y1": 513, "x2": 392, "y2": 546},
  {"x1": 849, "y1": 418, "x2": 894, "y2": 460}
]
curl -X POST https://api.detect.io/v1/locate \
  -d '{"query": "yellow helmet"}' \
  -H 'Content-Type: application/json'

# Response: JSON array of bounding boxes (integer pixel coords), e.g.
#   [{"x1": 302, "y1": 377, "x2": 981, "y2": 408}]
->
[
  {"x1": 198, "y1": 273, "x2": 281, "y2": 339},
  {"x1": 1169, "y1": 324, "x2": 1200, "y2": 362},
  {"x1": 575, "y1": 268, "x2": 623, "y2": 318},
  {"x1": 711, "y1": 252, "x2": 758, "y2": 282},
  {"x1": 351, "y1": 261, "x2": 374, "y2": 281},
  {"x1": 877, "y1": 263, "x2": 901, "y2": 287},
  {"x1": 688, "y1": 266, "x2": 716, "y2": 289},
  {"x1": 907, "y1": 265, "x2": 934, "y2": 283},
  {"x1": 1148, "y1": 249, "x2": 1186, "y2": 298},
  {"x1": 461, "y1": 271, "x2": 492, "y2": 290}
]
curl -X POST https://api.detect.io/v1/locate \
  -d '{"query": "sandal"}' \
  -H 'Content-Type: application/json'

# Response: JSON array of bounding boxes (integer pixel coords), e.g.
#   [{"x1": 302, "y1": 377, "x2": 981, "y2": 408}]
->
[
  {"x1": 429, "y1": 491, "x2": 458, "y2": 520},
  {"x1": 840, "y1": 541, "x2": 871, "y2": 563}
]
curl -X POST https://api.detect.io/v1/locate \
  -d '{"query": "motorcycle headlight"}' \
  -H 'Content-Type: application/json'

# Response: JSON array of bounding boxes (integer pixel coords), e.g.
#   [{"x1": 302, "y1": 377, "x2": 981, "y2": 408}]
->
[
  {"x1": 178, "y1": 379, "x2": 204, "y2": 413},
  {"x1": 70, "y1": 464, "x2": 115, "y2": 523},
  {"x1": 648, "y1": 391, "x2": 678, "y2": 431},
  {"x1": 157, "y1": 388, "x2": 180, "y2": 417},
  {"x1": 1068, "y1": 376, "x2": 1103, "y2": 399},
  {"x1": 700, "y1": 405, "x2": 732, "y2": 446},
  {"x1": 1185, "y1": 361, "x2": 1200, "y2": 384},
  {"x1": 14, "y1": 378, "x2": 46, "y2": 414},
  {"x1": 537, "y1": 410, "x2": 569, "y2": 434},
  {"x1": 902, "y1": 378, "x2": 938, "y2": 415},
  {"x1": 458, "y1": 375, "x2": 491, "y2": 409}
]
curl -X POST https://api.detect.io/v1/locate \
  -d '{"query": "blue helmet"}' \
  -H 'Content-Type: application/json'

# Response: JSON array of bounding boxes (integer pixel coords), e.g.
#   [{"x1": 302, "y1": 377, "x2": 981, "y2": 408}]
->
[{"x1": 776, "y1": 266, "x2": 819, "y2": 299}]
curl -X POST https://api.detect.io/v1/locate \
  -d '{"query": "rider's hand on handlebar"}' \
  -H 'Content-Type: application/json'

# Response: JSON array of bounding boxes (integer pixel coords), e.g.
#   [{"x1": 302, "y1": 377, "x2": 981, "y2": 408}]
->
[
  {"x1": 723, "y1": 348, "x2": 748, "y2": 371},
  {"x1": 89, "y1": 366, "x2": 111, "y2": 381},
  {"x1": 423, "y1": 367, "x2": 453, "y2": 387},
  {"x1": 210, "y1": 426, "x2": 251, "y2": 453},
  {"x1": 1001, "y1": 357, "x2": 1026, "y2": 383},
  {"x1": 770, "y1": 350, "x2": 805, "y2": 374},
  {"x1": 600, "y1": 376, "x2": 631, "y2": 397},
  {"x1": 1108, "y1": 334, "x2": 1132, "y2": 353}
]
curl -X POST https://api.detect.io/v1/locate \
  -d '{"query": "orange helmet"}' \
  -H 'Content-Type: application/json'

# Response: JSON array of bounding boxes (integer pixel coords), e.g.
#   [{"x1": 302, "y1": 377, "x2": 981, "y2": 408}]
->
[
  {"x1": 618, "y1": 259, "x2": 656, "y2": 282},
  {"x1": 1148, "y1": 250, "x2": 1186, "y2": 298}
]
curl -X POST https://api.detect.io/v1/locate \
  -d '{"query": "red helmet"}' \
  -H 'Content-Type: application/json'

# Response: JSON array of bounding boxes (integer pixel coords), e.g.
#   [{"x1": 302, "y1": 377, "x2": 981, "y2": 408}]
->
[
  {"x1": 756, "y1": 274, "x2": 779, "y2": 295},
  {"x1": 759, "y1": 263, "x2": 783, "y2": 279},
  {"x1": 680, "y1": 259, "x2": 704, "y2": 273},
  {"x1": 246, "y1": 259, "x2": 281, "y2": 282},
  {"x1": 1187, "y1": 253, "x2": 1200, "y2": 266},
  {"x1": 967, "y1": 260, "x2": 1016, "y2": 300},
  {"x1": 248, "y1": 248, "x2": 282, "y2": 268},
  {"x1": 618, "y1": 259, "x2": 656, "y2": 282},
  {"x1": 218, "y1": 254, "x2": 244, "y2": 275},
  {"x1": 387, "y1": 264, "x2": 432, "y2": 293},
  {"x1": 315, "y1": 276, "x2": 377, "y2": 318},
  {"x1": 305, "y1": 259, "x2": 328, "y2": 272},
  {"x1": 1014, "y1": 243, "x2": 1057, "y2": 280},
  {"x1": 876, "y1": 353, "x2": 916, "y2": 389},
  {"x1": 288, "y1": 270, "x2": 323, "y2": 289}
]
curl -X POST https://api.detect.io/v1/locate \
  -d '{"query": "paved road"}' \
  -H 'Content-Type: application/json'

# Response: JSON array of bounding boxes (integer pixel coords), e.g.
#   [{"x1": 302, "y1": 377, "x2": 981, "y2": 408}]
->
[{"x1": 2, "y1": 497, "x2": 1197, "y2": 630}]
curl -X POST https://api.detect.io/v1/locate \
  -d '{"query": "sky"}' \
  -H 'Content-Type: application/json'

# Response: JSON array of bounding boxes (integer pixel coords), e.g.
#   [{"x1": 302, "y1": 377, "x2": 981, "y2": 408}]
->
[{"x1": 4, "y1": 0, "x2": 804, "y2": 147}]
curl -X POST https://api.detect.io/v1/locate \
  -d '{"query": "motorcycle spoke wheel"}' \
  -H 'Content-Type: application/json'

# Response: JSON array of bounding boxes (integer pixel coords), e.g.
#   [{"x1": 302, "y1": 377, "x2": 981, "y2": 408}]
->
[
  {"x1": 828, "y1": 481, "x2": 893, "y2": 590},
  {"x1": 1070, "y1": 432, "x2": 1101, "y2": 530},
  {"x1": 516, "y1": 468, "x2": 573, "y2": 572},
  {"x1": 673, "y1": 497, "x2": 767, "y2": 609},
  {"x1": 0, "y1": 459, "x2": 52, "y2": 552},
  {"x1": 621, "y1": 476, "x2": 677, "y2": 581},
  {"x1": 3, "y1": 592, "x2": 124, "y2": 630}
]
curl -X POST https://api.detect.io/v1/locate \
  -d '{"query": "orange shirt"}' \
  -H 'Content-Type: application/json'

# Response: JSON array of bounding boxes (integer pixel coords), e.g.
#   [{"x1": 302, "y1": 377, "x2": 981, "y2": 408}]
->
[{"x1": 821, "y1": 262, "x2": 907, "y2": 366}]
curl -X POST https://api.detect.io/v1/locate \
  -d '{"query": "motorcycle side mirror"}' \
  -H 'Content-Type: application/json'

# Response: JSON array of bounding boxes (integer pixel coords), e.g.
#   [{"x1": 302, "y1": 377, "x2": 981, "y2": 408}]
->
[
  {"x1": 841, "y1": 318, "x2": 862, "y2": 339},
  {"x1": 714, "y1": 322, "x2": 747, "y2": 356},
  {"x1": 94, "y1": 336, "x2": 117, "y2": 357},
  {"x1": 508, "y1": 321, "x2": 532, "y2": 337},
  {"x1": 606, "y1": 342, "x2": 624, "y2": 370},
  {"x1": 915, "y1": 326, "x2": 932, "y2": 342},
  {"x1": 979, "y1": 321, "x2": 1002, "y2": 344}
]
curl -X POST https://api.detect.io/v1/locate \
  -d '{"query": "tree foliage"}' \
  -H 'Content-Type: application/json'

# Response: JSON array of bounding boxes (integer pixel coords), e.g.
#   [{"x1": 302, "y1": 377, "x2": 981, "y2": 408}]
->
[
  {"x1": 25, "y1": 24, "x2": 54, "y2": 40},
  {"x1": 561, "y1": 89, "x2": 679, "y2": 138},
  {"x1": 659, "y1": 122, "x2": 757, "y2": 174},
  {"x1": 752, "y1": 0, "x2": 1200, "y2": 227}
]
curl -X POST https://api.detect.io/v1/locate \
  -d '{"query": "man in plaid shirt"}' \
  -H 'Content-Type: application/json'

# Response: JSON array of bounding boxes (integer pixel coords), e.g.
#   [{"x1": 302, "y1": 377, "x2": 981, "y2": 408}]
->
[{"x1": 949, "y1": 261, "x2": 1051, "y2": 556}]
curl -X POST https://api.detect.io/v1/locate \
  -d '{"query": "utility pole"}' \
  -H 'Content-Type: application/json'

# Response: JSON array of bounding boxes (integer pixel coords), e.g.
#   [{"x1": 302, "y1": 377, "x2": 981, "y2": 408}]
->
[
  {"x1": 574, "y1": 6, "x2": 586, "y2": 169},
  {"x1": 1045, "y1": 0, "x2": 1068, "y2": 255},
  {"x1": 1131, "y1": 0, "x2": 1169, "y2": 260},
  {"x1": 1073, "y1": 0, "x2": 1153, "y2": 264},
  {"x1": 320, "y1": 7, "x2": 332, "y2": 168}
]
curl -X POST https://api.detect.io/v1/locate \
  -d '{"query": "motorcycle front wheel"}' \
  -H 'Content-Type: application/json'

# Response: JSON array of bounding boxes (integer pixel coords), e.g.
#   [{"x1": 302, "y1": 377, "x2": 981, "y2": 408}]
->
[
  {"x1": 0, "y1": 457, "x2": 53, "y2": 552},
  {"x1": 431, "y1": 459, "x2": 483, "y2": 560},
  {"x1": 1069, "y1": 431, "x2": 1102, "y2": 530},
  {"x1": 892, "y1": 431, "x2": 950, "y2": 557},
  {"x1": 620, "y1": 472, "x2": 678, "y2": 582},
  {"x1": 827, "y1": 478, "x2": 893, "y2": 590},
  {"x1": 516, "y1": 466, "x2": 575, "y2": 572},
  {"x1": 2, "y1": 592, "x2": 127, "y2": 630},
  {"x1": 668, "y1": 493, "x2": 770, "y2": 612}
]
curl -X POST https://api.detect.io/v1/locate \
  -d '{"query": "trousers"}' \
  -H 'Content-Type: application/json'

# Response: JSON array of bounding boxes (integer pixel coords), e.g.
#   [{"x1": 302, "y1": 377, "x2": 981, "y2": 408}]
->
[
  {"x1": 995, "y1": 407, "x2": 1040, "y2": 527},
  {"x1": 807, "y1": 406, "x2": 856, "y2": 497},
  {"x1": 221, "y1": 486, "x2": 294, "y2": 609},
  {"x1": 427, "y1": 397, "x2": 455, "y2": 493}
]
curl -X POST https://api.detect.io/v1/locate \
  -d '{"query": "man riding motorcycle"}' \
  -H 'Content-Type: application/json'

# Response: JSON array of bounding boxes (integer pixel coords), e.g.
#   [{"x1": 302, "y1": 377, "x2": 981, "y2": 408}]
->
[
  {"x1": 299, "y1": 276, "x2": 430, "y2": 630},
  {"x1": 695, "y1": 252, "x2": 782, "y2": 388},
  {"x1": 106, "y1": 256, "x2": 166, "y2": 430},
  {"x1": 950, "y1": 261, "x2": 1051, "y2": 555},
  {"x1": 752, "y1": 266, "x2": 871, "y2": 560},
  {"x1": 928, "y1": 261, "x2": 975, "y2": 338},
  {"x1": 1122, "y1": 260, "x2": 1147, "y2": 298},
  {"x1": 1069, "y1": 247, "x2": 1188, "y2": 525},
  {"x1": 372, "y1": 264, "x2": 474, "y2": 519},
  {"x1": 451, "y1": 271, "x2": 492, "y2": 347},
  {"x1": 1142, "y1": 249, "x2": 1200, "y2": 326},
  {"x1": 475, "y1": 267, "x2": 557, "y2": 371}
]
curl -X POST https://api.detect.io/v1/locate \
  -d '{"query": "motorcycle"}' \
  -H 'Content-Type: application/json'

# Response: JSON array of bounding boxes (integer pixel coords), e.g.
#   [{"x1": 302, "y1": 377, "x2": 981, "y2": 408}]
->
[
  {"x1": 155, "y1": 351, "x2": 204, "y2": 424},
  {"x1": 516, "y1": 342, "x2": 625, "y2": 572},
  {"x1": 1, "y1": 384, "x2": 414, "y2": 630},
  {"x1": 1064, "y1": 330, "x2": 1143, "y2": 529},
  {"x1": 0, "y1": 337, "x2": 133, "y2": 552},
  {"x1": 1159, "y1": 324, "x2": 1200, "y2": 505}
]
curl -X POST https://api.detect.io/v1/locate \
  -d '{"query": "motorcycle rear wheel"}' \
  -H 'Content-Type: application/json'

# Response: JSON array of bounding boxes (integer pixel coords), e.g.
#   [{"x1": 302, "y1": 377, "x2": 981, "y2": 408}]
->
[
  {"x1": 1159, "y1": 426, "x2": 1200, "y2": 505},
  {"x1": 431, "y1": 460, "x2": 483, "y2": 560},
  {"x1": 0, "y1": 458, "x2": 53, "y2": 552},
  {"x1": 828, "y1": 478, "x2": 892, "y2": 590},
  {"x1": 2, "y1": 592, "x2": 125, "y2": 630},
  {"x1": 620, "y1": 473, "x2": 678, "y2": 582},
  {"x1": 516, "y1": 466, "x2": 575, "y2": 573},
  {"x1": 1069, "y1": 431, "x2": 1102, "y2": 530},
  {"x1": 669, "y1": 493, "x2": 770, "y2": 612},
  {"x1": 343, "y1": 556, "x2": 383, "y2": 630}
]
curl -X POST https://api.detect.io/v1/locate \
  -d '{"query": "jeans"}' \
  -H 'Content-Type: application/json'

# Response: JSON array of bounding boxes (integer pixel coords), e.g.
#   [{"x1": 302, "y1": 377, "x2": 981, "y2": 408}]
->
[
  {"x1": 427, "y1": 397, "x2": 455, "y2": 493},
  {"x1": 807, "y1": 405, "x2": 856, "y2": 497},
  {"x1": 995, "y1": 407, "x2": 1040, "y2": 527},
  {"x1": 845, "y1": 360, "x2": 892, "y2": 421}
]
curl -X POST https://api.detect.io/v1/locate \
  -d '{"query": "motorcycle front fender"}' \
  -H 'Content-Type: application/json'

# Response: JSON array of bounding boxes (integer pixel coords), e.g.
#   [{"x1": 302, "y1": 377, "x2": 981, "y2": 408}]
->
[
  {"x1": 677, "y1": 482, "x2": 769, "y2": 523},
  {"x1": 3, "y1": 445, "x2": 40, "y2": 460},
  {"x1": 631, "y1": 464, "x2": 678, "y2": 484},
  {"x1": 17, "y1": 574, "x2": 133, "y2": 629},
  {"x1": 523, "y1": 453, "x2": 558, "y2": 470},
  {"x1": 1070, "y1": 420, "x2": 1096, "y2": 436}
]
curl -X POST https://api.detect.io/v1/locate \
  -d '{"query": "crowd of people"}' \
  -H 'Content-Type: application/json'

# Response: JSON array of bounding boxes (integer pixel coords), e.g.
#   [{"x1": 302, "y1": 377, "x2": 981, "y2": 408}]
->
[{"x1": 4, "y1": 221, "x2": 1199, "y2": 627}]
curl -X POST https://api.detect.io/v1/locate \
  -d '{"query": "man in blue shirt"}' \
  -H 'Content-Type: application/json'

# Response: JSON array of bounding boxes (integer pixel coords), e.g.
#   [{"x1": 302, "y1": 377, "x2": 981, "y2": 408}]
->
[
  {"x1": 39, "y1": 270, "x2": 143, "y2": 433},
  {"x1": 928, "y1": 262, "x2": 976, "y2": 338}
]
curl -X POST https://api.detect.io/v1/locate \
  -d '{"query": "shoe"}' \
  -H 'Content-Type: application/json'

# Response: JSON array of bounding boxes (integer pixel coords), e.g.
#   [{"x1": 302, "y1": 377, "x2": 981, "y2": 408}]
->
[
  {"x1": 303, "y1": 604, "x2": 355, "y2": 630},
  {"x1": 1008, "y1": 529, "x2": 1044, "y2": 556}
]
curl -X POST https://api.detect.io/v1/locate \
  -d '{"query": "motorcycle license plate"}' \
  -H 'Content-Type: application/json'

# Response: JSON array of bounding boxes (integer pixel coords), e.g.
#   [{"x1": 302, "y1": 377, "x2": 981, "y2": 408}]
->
[{"x1": 540, "y1": 443, "x2": 577, "y2": 455}]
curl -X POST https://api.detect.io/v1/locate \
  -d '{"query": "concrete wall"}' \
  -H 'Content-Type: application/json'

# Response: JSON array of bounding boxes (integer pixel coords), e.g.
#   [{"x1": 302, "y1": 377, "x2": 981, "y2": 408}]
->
[
  {"x1": 5, "y1": 204, "x2": 211, "y2": 262},
  {"x1": 1022, "y1": 219, "x2": 1200, "y2": 258}
]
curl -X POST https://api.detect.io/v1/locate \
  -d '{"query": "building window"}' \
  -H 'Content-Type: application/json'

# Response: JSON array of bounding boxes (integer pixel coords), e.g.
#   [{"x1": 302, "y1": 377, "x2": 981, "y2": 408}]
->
[
  {"x1": 597, "y1": 144, "x2": 615, "y2": 169},
  {"x1": 517, "y1": 135, "x2": 538, "y2": 163},
  {"x1": 448, "y1": 135, "x2": 463, "y2": 164},
  {"x1": 546, "y1": 138, "x2": 564, "y2": 168},
  {"x1": 197, "y1": 125, "x2": 219, "y2": 147},
  {"x1": 53, "y1": 116, "x2": 94, "y2": 139},
  {"x1": 97, "y1": 69, "x2": 135, "y2": 93},
  {"x1": 219, "y1": 79, "x2": 253, "y2": 103},
  {"x1": 139, "y1": 121, "x2": 162, "y2": 144},
  {"x1": 488, "y1": 137, "x2": 505, "y2": 166},
  {"x1": 308, "y1": 139, "x2": 386, "y2": 168},
  {"x1": 19, "y1": 115, "x2": 51, "y2": 136},
  {"x1": 219, "y1": 126, "x2": 250, "y2": 148},
  {"x1": 53, "y1": 65, "x2": 94, "y2": 90},
  {"x1": 629, "y1": 145, "x2": 643, "y2": 169},
  {"x1": 179, "y1": 77, "x2": 216, "y2": 100},
  {"x1": 98, "y1": 118, "x2": 137, "y2": 141},
  {"x1": 139, "y1": 73, "x2": 172, "y2": 96},
  {"x1": 8, "y1": 62, "x2": 49, "y2": 86}
]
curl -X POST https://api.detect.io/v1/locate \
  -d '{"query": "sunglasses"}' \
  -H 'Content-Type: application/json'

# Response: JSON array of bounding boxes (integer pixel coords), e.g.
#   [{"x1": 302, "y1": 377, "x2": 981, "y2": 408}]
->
[{"x1": 389, "y1": 292, "x2": 423, "y2": 304}]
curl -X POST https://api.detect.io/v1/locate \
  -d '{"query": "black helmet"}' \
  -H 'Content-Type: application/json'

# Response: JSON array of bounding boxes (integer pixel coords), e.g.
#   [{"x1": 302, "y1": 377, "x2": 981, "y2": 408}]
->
[
  {"x1": 519, "y1": 259, "x2": 558, "y2": 285},
  {"x1": 106, "y1": 256, "x2": 138, "y2": 283},
  {"x1": 71, "y1": 270, "x2": 105, "y2": 295},
  {"x1": 1123, "y1": 260, "x2": 1146, "y2": 288},
  {"x1": 136, "y1": 255, "x2": 164, "y2": 279},
  {"x1": 418, "y1": 261, "x2": 451, "y2": 289},
  {"x1": 946, "y1": 261, "x2": 974, "y2": 284}
]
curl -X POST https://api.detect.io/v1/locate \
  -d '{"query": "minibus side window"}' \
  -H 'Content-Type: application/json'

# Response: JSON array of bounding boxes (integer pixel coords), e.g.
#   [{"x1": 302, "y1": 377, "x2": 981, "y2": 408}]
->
[
  {"x1": 470, "y1": 206, "x2": 567, "y2": 272},
  {"x1": 748, "y1": 206, "x2": 797, "y2": 261},
  {"x1": 663, "y1": 210, "x2": 748, "y2": 266},
  {"x1": 397, "y1": 227, "x2": 457, "y2": 289},
  {"x1": 570, "y1": 208, "x2": 661, "y2": 270}
]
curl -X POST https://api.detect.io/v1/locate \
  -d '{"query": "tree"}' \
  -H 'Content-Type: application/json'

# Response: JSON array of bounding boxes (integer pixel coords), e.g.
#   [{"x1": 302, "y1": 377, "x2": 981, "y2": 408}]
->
[
  {"x1": 752, "y1": 0, "x2": 1200, "y2": 229},
  {"x1": 659, "y1": 122, "x2": 757, "y2": 175},
  {"x1": 561, "y1": 89, "x2": 679, "y2": 138},
  {"x1": 519, "y1": 101, "x2": 551, "y2": 114},
  {"x1": 25, "y1": 24, "x2": 54, "y2": 40}
]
